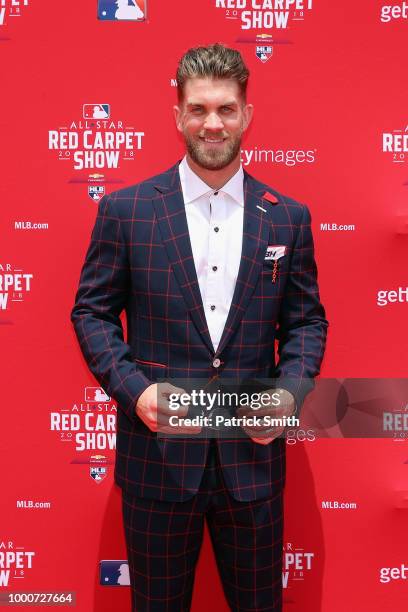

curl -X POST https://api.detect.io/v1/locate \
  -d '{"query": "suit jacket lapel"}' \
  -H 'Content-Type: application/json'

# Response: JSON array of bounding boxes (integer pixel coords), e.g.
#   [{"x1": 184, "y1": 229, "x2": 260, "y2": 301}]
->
[
  {"x1": 215, "y1": 171, "x2": 271, "y2": 356},
  {"x1": 151, "y1": 163, "x2": 272, "y2": 358},
  {"x1": 152, "y1": 162, "x2": 214, "y2": 355}
]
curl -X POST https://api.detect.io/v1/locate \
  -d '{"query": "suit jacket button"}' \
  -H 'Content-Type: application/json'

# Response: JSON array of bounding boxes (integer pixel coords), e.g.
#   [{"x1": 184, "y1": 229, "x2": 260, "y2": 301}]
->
[{"x1": 212, "y1": 358, "x2": 221, "y2": 368}]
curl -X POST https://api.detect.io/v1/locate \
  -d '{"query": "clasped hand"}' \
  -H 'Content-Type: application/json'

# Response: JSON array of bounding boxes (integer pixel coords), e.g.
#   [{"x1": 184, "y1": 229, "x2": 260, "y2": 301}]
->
[
  {"x1": 237, "y1": 388, "x2": 296, "y2": 445},
  {"x1": 136, "y1": 383, "x2": 201, "y2": 435}
]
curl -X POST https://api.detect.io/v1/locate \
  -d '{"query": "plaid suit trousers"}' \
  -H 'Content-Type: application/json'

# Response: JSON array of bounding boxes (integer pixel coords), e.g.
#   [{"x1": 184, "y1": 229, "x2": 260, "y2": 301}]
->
[{"x1": 122, "y1": 440, "x2": 284, "y2": 612}]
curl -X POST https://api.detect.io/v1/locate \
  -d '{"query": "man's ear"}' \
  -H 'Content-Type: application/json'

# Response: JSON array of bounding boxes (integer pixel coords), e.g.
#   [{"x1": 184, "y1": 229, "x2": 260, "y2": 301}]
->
[
  {"x1": 173, "y1": 105, "x2": 183, "y2": 133},
  {"x1": 242, "y1": 103, "x2": 254, "y2": 131}
]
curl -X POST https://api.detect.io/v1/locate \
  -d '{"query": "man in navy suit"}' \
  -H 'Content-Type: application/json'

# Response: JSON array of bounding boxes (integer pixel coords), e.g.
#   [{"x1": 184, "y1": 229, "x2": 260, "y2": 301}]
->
[{"x1": 71, "y1": 43, "x2": 328, "y2": 611}]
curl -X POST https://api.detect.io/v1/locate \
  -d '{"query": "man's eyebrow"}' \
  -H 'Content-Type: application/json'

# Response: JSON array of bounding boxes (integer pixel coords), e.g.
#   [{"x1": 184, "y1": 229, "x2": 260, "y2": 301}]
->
[{"x1": 186, "y1": 101, "x2": 238, "y2": 108}]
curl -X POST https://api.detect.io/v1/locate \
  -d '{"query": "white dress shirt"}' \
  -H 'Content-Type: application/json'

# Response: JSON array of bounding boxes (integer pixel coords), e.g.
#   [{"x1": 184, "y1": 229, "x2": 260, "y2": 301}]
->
[{"x1": 179, "y1": 156, "x2": 244, "y2": 352}]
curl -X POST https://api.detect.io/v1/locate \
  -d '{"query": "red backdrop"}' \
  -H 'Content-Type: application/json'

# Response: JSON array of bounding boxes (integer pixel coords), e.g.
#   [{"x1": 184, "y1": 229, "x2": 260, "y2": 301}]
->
[{"x1": 1, "y1": 1, "x2": 408, "y2": 610}]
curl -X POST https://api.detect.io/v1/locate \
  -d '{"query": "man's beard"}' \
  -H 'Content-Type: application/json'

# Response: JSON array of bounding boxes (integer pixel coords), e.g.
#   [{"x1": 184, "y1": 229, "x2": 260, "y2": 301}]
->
[{"x1": 183, "y1": 131, "x2": 242, "y2": 170}]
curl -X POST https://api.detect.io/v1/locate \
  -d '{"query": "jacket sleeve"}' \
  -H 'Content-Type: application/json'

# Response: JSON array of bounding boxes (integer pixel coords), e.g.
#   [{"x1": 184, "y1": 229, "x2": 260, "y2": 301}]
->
[
  {"x1": 275, "y1": 204, "x2": 328, "y2": 413},
  {"x1": 70, "y1": 194, "x2": 152, "y2": 423}
]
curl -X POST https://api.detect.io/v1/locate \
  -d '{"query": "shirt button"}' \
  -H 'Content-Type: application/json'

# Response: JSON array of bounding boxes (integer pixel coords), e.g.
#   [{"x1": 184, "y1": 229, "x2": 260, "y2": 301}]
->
[
  {"x1": 214, "y1": 191, "x2": 219, "y2": 196},
  {"x1": 214, "y1": 227, "x2": 219, "y2": 233},
  {"x1": 210, "y1": 305, "x2": 216, "y2": 311},
  {"x1": 212, "y1": 266, "x2": 218, "y2": 272},
  {"x1": 212, "y1": 358, "x2": 221, "y2": 368}
]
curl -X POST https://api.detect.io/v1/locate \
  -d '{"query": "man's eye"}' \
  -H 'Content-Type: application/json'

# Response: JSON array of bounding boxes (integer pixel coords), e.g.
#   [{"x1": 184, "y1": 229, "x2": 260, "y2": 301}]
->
[
  {"x1": 221, "y1": 107, "x2": 233, "y2": 113},
  {"x1": 191, "y1": 107, "x2": 203, "y2": 114}
]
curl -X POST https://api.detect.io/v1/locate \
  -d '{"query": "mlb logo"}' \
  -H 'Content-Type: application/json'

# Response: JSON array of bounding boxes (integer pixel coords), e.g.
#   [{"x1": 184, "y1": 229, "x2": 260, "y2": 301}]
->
[
  {"x1": 98, "y1": 0, "x2": 146, "y2": 21},
  {"x1": 85, "y1": 387, "x2": 110, "y2": 402},
  {"x1": 255, "y1": 46, "x2": 273, "y2": 63},
  {"x1": 100, "y1": 561, "x2": 130, "y2": 586},
  {"x1": 88, "y1": 185, "x2": 105, "y2": 202},
  {"x1": 90, "y1": 466, "x2": 107, "y2": 483},
  {"x1": 83, "y1": 104, "x2": 110, "y2": 119}
]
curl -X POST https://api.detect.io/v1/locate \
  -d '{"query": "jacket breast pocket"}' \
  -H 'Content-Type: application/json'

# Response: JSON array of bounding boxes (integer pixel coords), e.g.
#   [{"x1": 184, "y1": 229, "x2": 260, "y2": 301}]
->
[
  {"x1": 261, "y1": 261, "x2": 275, "y2": 273},
  {"x1": 260, "y1": 252, "x2": 290, "y2": 284}
]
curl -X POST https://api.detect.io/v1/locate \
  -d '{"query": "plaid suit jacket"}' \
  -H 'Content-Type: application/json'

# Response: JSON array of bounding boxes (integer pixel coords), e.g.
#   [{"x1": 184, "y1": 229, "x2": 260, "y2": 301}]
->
[{"x1": 71, "y1": 161, "x2": 328, "y2": 502}]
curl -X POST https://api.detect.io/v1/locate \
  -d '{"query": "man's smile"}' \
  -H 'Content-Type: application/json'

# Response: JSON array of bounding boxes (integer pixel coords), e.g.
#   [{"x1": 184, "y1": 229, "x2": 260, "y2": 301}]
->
[{"x1": 199, "y1": 136, "x2": 228, "y2": 145}]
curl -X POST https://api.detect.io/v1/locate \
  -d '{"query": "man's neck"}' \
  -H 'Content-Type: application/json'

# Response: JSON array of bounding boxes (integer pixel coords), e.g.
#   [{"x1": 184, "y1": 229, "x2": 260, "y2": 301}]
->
[{"x1": 185, "y1": 154, "x2": 241, "y2": 191}]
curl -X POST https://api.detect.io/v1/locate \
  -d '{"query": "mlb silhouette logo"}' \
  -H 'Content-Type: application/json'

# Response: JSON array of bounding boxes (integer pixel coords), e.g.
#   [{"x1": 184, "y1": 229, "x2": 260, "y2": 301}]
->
[
  {"x1": 255, "y1": 46, "x2": 273, "y2": 63},
  {"x1": 85, "y1": 387, "x2": 110, "y2": 402},
  {"x1": 98, "y1": 0, "x2": 146, "y2": 21},
  {"x1": 83, "y1": 104, "x2": 110, "y2": 119},
  {"x1": 100, "y1": 561, "x2": 130, "y2": 586}
]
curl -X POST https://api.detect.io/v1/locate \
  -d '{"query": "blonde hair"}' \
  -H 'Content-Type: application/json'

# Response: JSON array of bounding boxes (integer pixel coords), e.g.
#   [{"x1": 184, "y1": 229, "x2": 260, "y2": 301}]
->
[{"x1": 176, "y1": 43, "x2": 249, "y2": 102}]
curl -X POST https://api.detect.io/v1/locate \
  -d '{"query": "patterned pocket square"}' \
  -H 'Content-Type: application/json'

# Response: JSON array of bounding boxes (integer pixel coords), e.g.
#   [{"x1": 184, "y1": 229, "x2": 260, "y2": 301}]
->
[{"x1": 264, "y1": 245, "x2": 287, "y2": 261}]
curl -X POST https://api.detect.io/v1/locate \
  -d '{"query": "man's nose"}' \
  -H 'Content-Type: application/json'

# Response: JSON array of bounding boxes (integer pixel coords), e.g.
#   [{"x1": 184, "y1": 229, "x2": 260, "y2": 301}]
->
[{"x1": 203, "y1": 112, "x2": 224, "y2": 131}]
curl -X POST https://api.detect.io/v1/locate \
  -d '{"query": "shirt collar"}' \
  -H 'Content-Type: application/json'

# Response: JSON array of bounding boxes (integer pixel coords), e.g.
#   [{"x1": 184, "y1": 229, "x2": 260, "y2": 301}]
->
[{"x1": 179, "y1": 155, "x2": 244, "y2": 207}]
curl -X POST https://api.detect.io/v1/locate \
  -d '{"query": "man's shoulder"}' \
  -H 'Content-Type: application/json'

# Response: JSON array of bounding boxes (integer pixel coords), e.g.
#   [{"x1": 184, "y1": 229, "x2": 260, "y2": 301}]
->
[
  {"x1": 104, "y1": 162, "x2": 180, "y2": 211},
  {"x1": 245, "y1": 170, "x2": 311, "y2": 224}
]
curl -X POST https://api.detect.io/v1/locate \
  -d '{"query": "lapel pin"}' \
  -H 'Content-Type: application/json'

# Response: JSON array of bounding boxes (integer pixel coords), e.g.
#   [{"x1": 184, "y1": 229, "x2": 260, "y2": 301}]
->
[{"x1": 263, "y1": 191, "x2": 279, "y2": 205}]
